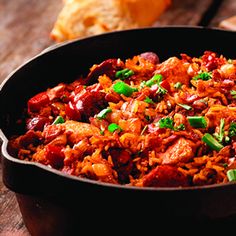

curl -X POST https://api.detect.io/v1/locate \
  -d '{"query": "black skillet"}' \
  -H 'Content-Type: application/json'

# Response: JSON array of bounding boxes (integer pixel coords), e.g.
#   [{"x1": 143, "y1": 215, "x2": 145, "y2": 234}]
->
[{"x1": 1, "y1": 26, "x2": 236, "y2": 235}]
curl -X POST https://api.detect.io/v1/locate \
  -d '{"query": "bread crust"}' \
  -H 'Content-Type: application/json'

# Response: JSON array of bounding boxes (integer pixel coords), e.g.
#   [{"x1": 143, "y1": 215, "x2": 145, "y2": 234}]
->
[
  {"x1": 50, "y1": 0, "x2": 172, "y2": 42},
  {"x1": 119, "y1": 0, "x2": 171, "y2": 26}
]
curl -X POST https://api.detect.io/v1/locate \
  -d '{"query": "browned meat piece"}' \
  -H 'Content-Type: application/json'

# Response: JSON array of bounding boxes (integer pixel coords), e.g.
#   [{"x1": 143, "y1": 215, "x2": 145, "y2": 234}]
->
[
  {"x1": 139, "y1": 52, "x2": 160, "y2": 64},
  {"x1": 26, "y1": 116, "x2": 51, "y2": 131},
  {"x1": 154, "y1": 56, "x2": 190, "y2": 85},
  {"x1": 43, "y1": 120, "x2": 100, "y2": 145},
  {"x1": 142, "y1": 165, "x2": 189, "y2": 187},
  {"x1": 87, "y1": 59, "x2": 123, "y2": 84},
  {"x1": 205, "y1": 105, "x2": 236, "y2": 128},
  {"x1": 17, "y1": 130, "x2": 41, "y2": 147},
  {"x1": 62, "y1": 120, "x2": 100, "y2": 144},
  {"x1": 65, "y1": 84, "x2": 108, "y2": 121},
  {"x1": 160, "y1": 138, "x2": 196, "y2": 165}
]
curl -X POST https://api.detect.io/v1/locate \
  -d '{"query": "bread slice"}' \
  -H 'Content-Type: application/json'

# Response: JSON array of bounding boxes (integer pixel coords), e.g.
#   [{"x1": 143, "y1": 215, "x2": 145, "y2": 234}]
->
[
  {"x1": 219, "y1": 15, "x2": 236, "y2": 31},
  {"x1": 50, "y1": 0, "x2": 172, "y2": 42}
]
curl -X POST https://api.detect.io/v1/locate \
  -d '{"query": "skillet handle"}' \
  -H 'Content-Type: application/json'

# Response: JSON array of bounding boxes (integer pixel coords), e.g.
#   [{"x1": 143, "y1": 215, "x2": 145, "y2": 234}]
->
[{"x1": 0, "y1": 129, "x2": 6, "y2": 163}]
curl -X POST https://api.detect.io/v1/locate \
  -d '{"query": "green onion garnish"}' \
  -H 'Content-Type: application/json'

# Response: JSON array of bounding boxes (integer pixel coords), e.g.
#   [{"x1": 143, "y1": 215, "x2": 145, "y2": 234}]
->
[
  {"x1": 113, "y1": 81, "x2": 138, "y2": 97},
  {"x1": 230, "y1": 90, "x2": 236, "y2": 99},
  {"x1": 158, "y1": 117, "x2": 184, "y2": 131},
  {"x1": 227, "y1": 169, "x2": 236, "y2": 182},
  {"x1": 140, "y1": 125, "x2": 148, "y2": 135},
  {"x1": 145, "y1": 74, "x2": 163, "y2": 87},
  {"x1": 108, "y1": 123, "x2": 122, "y2": 133},
  {"x1": 215, "y1": 118, "x2": 225, "y2": 143},
  {"x1": 175, "y1": 123, "x2": 185, "y2": 131},
  {"x1": 144, "y1": 96, "x2": 154, "y2": 104},
  {"x1": 174, "y1": 82, "x2": 182, "y2": 89},
  {"x1": 158, "y1": 117, "x2": 174, "y2": 129},
  {"x1": 96, "y1": 108, "x2": 112, "y2": 120},
  {"x1": 141, "y1": 74, "x2": 167, "y2": 95},
  {"x1": 115, "y1": 68, "x2": 134, "y2": 80},
  {"x1": 52, "y1": 116, "x2": 65, "y2": 125},
  {"x1": 187, "y1": 116, "x2": 207, "y2": 128},
  {"x1": 229, "y1": 122, "x2": 236, "y2": 138},
  {"x1": 193, "y1": 72, "x2": 212, "y2": 81},
  {"x1": 177, "y1": 103, "x2": 192, "y2": 110},
  {"x1": 222, "y1": 163, "x2": 228, "y2": 168},
  {"x1": 202, "y1": 133, "x2": 224, "y2": 152}
]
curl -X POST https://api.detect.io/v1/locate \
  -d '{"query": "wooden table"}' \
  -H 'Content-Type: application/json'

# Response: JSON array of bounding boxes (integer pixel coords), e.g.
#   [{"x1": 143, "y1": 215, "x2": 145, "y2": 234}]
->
[{"x1": 0, "y1": 0, "x2": 235, "y2": 235}]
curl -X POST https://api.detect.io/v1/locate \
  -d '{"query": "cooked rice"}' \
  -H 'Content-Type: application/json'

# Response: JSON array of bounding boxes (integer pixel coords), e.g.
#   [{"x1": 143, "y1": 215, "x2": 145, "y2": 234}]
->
[{"x1": 9, "y1": 50, "x2": 236, "y2": 187}]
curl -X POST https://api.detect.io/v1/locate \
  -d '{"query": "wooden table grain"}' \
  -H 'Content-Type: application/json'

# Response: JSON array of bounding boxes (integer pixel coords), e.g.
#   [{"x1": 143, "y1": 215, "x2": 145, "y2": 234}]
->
[{"x1": 0, "y1": 0, "x2": 235, "y2": 235}]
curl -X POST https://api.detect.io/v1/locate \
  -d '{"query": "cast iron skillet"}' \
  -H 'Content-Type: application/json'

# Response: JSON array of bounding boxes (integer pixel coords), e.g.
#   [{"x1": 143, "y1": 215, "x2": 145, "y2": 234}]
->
[{"x1": 1, "y1": 26, "x2": 236, "y2": 234}]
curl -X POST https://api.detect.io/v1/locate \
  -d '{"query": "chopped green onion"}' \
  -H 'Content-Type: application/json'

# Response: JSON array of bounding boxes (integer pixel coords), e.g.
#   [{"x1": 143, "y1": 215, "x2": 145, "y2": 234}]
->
[
  {"x1": 141, "y1": 74, "x2": 167, "y2": 95},
  {"x1": 202, "y1": 133, "x2": 224, "y2": 152},
  {"x1": 96, "y1": 108, "x2": 112, "y2": 120},
  {"x1": 174, "y1": 123, "x2": 185, "y2": 131},
  {"x1": 217, "y1": 119, "x2": 225, "y2": 143},
  {"x1": 115, "y1": 68, "x2": 134, "y2": 80},
  {"x1": 108, "y1": 123, "x2": 122, "y2": 133},
  {"x1": 145, "y1": 74, "x2": 163, "y2": 87},
  {"x1": 222, "y1": 163, "x2": 228, "y2": 168},
  {"x1": 158, "y1": 117, "x2": 185, "y2": 131},
  {"x1": 140, "y1": 125, "x2": 148, "y2": 135},
  {"x1": 52, "y1": 116, "x2": 65, "y2": 125},
  {"x1": 174, "y1": 82, "x2": 182, "y2": 89},
  {"x1": 157, "y1": 84, "x2": 167, "y2": 95},
  {"x1": 225, "y1": 136, "x2": 230, "y2": 143},
  {"x1": 187, "y1": 116, "x2": 207, "y2": 128},
  {"x1": 230, "y1": 90, "x2": 236, "y2": 99},
  {"x1": 158, "y1": 117, "x2": 174, "y2": 129},
  {"x1": 145, "y1": 115, "x2": 151, "y2": 121},
  {"x1": 140, "y1": 81, "x2": 146, "y2": 89},
  {"x1": 144, "y1": 96, "x2": 154, "y2": 104},
  {"x1": 193, "y1": 72, "x2": 212, "y2": 81},
  {"x1": 229, "y1": 122, "x2": 236, "y2": 138},
  {"x1": 113, "y1": 81, "x2": 138, "y2": 97},
  {"x1": 61, "y1": 94, "x2": 68, "y2": 100},
  {"x1": 196, "y1": 99, "x2": 208, "y2": 105},
  {"x1": 177, "y1": 103, "x2": 192, "y2": 110},
  {"x1": 227, "y1": 169, "x2": 236, "y2": 182}
]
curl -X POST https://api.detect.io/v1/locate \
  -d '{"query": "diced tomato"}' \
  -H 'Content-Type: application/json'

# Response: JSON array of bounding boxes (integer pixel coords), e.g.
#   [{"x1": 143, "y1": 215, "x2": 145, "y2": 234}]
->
[
  {"x1": 201, "y1": 51, "x2": 225, "y2": 71},
  {"x1": 45, "y1": 144, "x2": 65, "y2": 168},
  {"x1": 160, "y1": 80, "x2": 171, "y2": 92},
  {"x1": 65, "y1": 101, "x2": 81, "y2": 120},
  {"x1": 28, "y1": 91, "x2": 50, "y2": 113}
]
